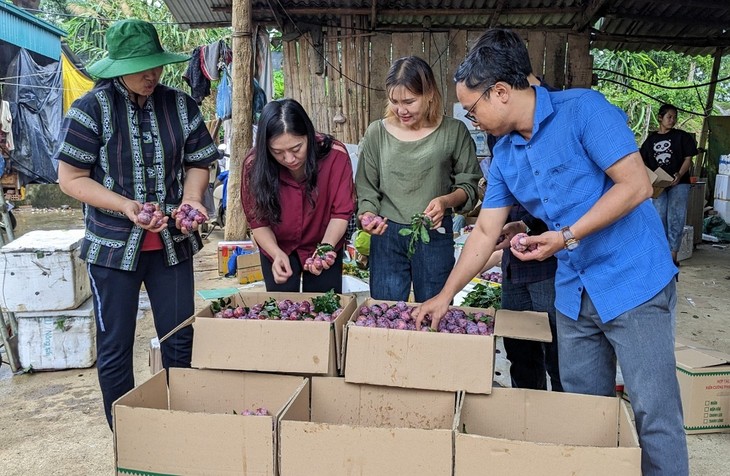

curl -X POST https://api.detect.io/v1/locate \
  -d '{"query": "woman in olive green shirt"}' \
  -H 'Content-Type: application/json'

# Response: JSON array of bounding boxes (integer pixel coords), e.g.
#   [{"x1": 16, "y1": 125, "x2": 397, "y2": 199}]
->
[{"x1": 356, "y1": 56, "x2": 481, "y2": 302}]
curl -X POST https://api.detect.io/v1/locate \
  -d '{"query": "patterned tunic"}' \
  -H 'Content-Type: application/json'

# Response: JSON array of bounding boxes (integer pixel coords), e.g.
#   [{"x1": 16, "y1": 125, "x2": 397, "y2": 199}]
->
[{"x1": 55, "y1": 79, "x2": 218, "y2": 271}]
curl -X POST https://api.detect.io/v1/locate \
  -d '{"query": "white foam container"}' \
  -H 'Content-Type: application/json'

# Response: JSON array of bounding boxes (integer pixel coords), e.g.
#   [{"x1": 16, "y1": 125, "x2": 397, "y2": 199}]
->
[
  {"x1": 16, "y1": 297, "x2": 96, "y2": 370},
  {"x1": 0, "y1": 229, "x2": 90, "y2": 312}
]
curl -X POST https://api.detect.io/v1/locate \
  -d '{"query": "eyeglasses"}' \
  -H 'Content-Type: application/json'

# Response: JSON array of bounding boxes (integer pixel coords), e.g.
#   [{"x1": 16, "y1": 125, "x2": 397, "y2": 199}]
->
[{"x1": 464, "y1": 84, "x2": 495, "y2": 123}]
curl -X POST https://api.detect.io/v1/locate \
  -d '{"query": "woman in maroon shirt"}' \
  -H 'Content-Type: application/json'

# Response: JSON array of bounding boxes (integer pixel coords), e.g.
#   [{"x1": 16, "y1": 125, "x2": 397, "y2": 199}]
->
[{"x1": 241, "y1": 99, "x2": 355, "y2": 292}]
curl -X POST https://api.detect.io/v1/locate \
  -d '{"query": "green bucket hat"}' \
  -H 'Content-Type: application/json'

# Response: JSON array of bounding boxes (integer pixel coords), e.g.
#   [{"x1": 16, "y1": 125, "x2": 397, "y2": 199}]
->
[{"x1": 87, "y1": 19, "x2": 190, "y2": 79}]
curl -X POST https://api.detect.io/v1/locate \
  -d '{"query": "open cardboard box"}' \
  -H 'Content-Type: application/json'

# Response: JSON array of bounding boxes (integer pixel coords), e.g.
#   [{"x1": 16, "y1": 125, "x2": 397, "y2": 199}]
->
[
  {"x1": 113, "y1": 368, "x2": 308, "y2": 476},
  {"x1": 217, "y1": 240, "x2": 257, "y2": 275},
  {"x1": 675, "y1": 338, "x2": 730, "y2": 434},
  {"x1": 455, "y1": 388, "x2": 641, "y2": 475},
  {"x1": 279, "y1": 377, "x2": 457, "y2": 475},
  {"x1": 191, "y1": 291, "x2": 357, "y2": 375},
  {"x1": 646, "y1": 166, "x2": 675, "y2": 198},
  {"x1": 343, "y1": 299, "x2": 551, "y2": 393}
]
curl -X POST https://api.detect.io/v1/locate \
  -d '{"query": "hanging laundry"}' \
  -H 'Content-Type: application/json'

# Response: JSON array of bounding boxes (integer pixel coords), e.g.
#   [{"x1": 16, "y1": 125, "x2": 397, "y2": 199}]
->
[
  {"x1": 182, "y1": 45, "x2": 210, "y2": 104},
  {"x1": 0, "y1": 100, "x2": 14, "y2": 151}
]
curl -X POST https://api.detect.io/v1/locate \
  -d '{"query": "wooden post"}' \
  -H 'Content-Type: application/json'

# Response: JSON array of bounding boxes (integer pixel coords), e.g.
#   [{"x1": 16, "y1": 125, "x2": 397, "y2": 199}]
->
[
  {"x1": 225, "y1": 0, "x2": 253, "y2": 240},
  {"x1": 694, "y1": 47, "x2": 724, "y2": 177}
]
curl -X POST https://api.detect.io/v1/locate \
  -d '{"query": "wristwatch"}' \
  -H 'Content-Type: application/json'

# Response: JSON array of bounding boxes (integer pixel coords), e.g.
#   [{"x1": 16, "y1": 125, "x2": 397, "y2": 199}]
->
[{"x1": 561, "y1": 226, "x2": 580, "y2": 251}]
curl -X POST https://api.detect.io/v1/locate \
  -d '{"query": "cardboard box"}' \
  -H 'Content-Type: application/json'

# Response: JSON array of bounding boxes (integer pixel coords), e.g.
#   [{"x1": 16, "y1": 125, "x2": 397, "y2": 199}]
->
[
  {"x1": 217, "y1": 240, "x2": 256, "y2": 276},
  {"x1": 0, "y1": 229, "x2": 90, "y2": 312},
  {"x1": 114, "y1": 368, "x2": 308, "y2": 476},
  {"x1": 455, "y1": 388, "x2": 641, "y2": 475},
  {"x1": 675, "y1": 340, "x2": 730, "y2": 434},
  {"x1": 343, "y1": 299, "x2": 551, "y2": 393},
  {"x1": 191, "y1": 291, "x2": 357, "y2": 375},
  {"x1": 236, "y1": 252, "x2": 264, "y2": 284},
  {"x1": 646, "y1": 166, "x2": 675, "y2": 199},
  {"x1": 16, "y1": 298, "x2": 96, "y2": 370},
  {"x1": 279, "y1": 377, "x2": 456, "y2": 476},
  {"x1": 677, "y1": 225, "x2": 693, "y2": 262}
]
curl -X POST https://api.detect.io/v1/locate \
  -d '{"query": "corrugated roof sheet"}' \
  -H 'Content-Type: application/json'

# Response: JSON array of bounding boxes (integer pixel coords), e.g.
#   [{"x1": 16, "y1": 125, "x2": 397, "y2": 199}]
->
[
  {"x1": 164, "y1": 0, "x2": 730, "y2": 56},
  {"x1": 0, "y1": 1, "x2": 66, "y2": 60}
]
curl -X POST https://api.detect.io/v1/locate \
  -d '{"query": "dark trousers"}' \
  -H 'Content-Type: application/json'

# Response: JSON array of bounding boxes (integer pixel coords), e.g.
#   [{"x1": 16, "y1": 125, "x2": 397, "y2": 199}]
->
[
  {"x1": 259, "y1": 249, "x2": 344, "y2": 293},
  {"x1": 88, "y1": 251, "x2": 195, "y2": 429},
  {"x1": 501, "y1": 276, "x2": 562, "y2": 391}
]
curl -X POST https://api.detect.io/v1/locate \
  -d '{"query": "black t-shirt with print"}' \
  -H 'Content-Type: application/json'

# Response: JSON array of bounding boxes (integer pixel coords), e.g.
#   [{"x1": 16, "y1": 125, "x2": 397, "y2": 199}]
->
[{"x1": 640, "y1": 128, "x2": 698, "y2": 185}]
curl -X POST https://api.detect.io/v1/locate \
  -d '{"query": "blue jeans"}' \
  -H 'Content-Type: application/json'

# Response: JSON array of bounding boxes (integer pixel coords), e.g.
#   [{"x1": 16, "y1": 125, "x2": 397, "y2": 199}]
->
[
  {"x1": 557, "y1": 281, "x2": 688, "y2": 476},
  {"x1": 653, "y1": 184, "x2": 690, "y2": 253},
  {"x1": 501, "y1": 276, "x2": 562, "y2": 391},
  {"x1": 369, "y1": 216, "x2": 454, "y2": 302},
  {"x1": 88, "y1": 250, "x2": 195, "y2": 430}
]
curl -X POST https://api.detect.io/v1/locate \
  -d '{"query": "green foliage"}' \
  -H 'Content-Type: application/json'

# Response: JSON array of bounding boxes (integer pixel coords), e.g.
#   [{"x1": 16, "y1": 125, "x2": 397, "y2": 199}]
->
[
  {"x1": 593, "y1": 49, "x2": 730, "y2": 142},
  {"x1": 40, "y1": 0, "x2": 230, "y2": 94},
  {"x1": 311, "y1": 290, "x2": 341, "y2": 315},
  {"x1": 398, "y1": 213, "x2": 433, "y2": 259},
  {"x1": 461, "y1": 283, "x2": 502, "y2": 310},
  {"x1": 272, "y1": 70, "x2": 285, "y2": 99}
]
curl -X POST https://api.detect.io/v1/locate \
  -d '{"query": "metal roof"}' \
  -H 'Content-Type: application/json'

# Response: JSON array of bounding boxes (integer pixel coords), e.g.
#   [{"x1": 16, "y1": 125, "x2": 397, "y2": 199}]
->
[
  {"x1": 163, "y1": 0, "x2": 730, "y2": 56},
  {"x1": 0, "y1": 1, "x2": 66, "y2": 60}
]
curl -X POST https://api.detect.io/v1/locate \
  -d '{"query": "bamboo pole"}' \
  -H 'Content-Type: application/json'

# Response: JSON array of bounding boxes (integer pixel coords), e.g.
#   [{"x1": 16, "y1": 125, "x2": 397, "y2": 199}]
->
[
  {"x1": 694, "y1": 47, "x2": 724, "y2": 176},
  {"x1": 225, "y1": 0, "x2": 253, "y2": 240}
]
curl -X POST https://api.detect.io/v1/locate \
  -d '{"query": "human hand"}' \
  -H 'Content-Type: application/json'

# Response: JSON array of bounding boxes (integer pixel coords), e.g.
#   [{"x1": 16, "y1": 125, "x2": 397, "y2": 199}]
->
[
  {"x1": 172, "y1": 200, "x2": 208, "y2": 234},
  {"x1": 360, "y1": 213, "x2": 388, "y2": 235},
  {"x1": 413, "y1": 293, "x2": 452, "y2": 331},
  {"x1": 495, "y1": 221, "x2": 527, "y2": 250},
  {"x1": 509, "y1": 231, "x2": 563, "y2": 261},
  {"x1": 671, "y1": 173, "x2": 681, "y2": 186},
  {"x1": 424, "y1": 197, "x2": 447, "y2": 229},
  {"x1": 272, "y1": 251, "x2": 293, "y2": 283}
]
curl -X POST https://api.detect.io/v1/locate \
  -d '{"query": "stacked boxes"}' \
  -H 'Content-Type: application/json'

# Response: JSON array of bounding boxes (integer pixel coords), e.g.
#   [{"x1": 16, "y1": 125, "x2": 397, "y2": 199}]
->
[
  {"x1": 122, "y1": 288, "x2": 644, "y2": 474},
  {"x1": 675, "y1": 339, "x2": 730, "y2": 434},
  {"x1": 0, "y1": 229, "x2": 96, "y2": 370}
]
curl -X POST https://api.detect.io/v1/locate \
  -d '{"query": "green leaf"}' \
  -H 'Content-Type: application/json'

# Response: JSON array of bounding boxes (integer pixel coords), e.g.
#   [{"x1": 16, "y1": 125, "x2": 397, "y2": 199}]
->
[
  {"x1": 312, "y1": 289, "x2": 341, "y2": 314},
  {"x1": 399, "y1": 228, "x2": 413, "y2": 236},
  {"x1": 420, "y1": 226, "x2": 430, "y2": 244}
]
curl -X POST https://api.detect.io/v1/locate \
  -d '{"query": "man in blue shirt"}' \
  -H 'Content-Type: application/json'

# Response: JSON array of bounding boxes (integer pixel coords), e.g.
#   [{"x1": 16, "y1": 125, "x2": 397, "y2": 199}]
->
[{"x1": 415, "y1": 29, "x2": 687, "y2": 476}]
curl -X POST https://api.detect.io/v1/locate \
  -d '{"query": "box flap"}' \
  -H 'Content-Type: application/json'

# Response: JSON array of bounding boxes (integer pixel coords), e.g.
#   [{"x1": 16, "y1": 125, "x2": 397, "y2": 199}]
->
[
  {"x1": 114, "y1": 369, "x2": 168, "y2": 410},
  {"x1": 652, "y1": 167, "x2": 675, "y2": 188},
  {"x1": 494, "y1": 310, "x2": 552, "y2": 342},
  {"x1": 675, "y1": 347, "x2": 730, "y2": 369}
]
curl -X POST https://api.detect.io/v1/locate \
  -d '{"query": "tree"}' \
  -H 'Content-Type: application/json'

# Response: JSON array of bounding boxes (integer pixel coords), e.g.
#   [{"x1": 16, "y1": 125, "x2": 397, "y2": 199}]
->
[{"x1": 39, "y1": 0, "x2": 230, "y2": 96}]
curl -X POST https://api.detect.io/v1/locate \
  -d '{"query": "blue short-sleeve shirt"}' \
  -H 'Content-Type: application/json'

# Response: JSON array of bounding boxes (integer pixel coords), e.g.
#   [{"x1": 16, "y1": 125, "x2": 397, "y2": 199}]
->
[{"x1": 484, "y1": 86, "x2": 675, "y2": 322}]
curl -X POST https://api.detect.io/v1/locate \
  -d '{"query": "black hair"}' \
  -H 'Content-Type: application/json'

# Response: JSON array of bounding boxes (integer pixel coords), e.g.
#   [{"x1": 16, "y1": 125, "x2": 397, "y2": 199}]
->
[
  {"x1": 454, "y1": 28, "x2": 531, "y2": 94},
  {"x1": 248, "y1": 98, "x2": 333, "y2": 225},
  {"x1": 658, "y1": 104, "x2": 678, "y2": 118}
]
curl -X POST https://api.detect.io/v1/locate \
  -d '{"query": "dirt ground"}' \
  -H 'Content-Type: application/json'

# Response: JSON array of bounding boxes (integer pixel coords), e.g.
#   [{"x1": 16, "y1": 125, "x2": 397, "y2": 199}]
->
[{"x1": 0, "y1": 208, "x2": 729, "y2": 475}]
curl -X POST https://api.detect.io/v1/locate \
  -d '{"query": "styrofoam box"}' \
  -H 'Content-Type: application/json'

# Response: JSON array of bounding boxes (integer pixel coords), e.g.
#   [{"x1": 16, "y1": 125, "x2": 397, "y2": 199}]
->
[
  {"x1": 16, "y1": 298, "x2": 96, "y2": 370},
  {"x1": 714, "y1": 174, "x2": 730, "y2": 200},
  {"x1": 0, "y1": 229, "x2": 90, "y2": 312},
  {"x1": 714, "y1": 198, "x2": 730, "y2": 223},
  {"x1": 677, "y1": 226, "x2": 693, "y2": 262}
]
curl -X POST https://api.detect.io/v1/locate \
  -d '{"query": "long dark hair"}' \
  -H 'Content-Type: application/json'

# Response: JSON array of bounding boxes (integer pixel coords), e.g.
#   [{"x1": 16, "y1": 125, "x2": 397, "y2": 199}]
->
[{"x1": 247, "y1": 98, "x2": 333, "y2": 224}]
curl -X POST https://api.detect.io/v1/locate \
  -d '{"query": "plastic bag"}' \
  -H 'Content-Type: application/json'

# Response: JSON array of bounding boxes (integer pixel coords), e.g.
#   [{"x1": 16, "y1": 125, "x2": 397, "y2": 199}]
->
[
  {"x1": 216, "y1": 66, "x2": 232, "y2": 120},
  {"x1": 353, "y1": 230, "x2": 371, "y2": 256}
]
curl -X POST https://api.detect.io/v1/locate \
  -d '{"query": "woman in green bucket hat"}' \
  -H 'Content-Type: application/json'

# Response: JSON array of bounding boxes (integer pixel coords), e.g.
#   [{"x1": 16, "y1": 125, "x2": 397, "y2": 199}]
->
[{"x1": 55, "y1": 19, "x2": 219, "y2": 430}]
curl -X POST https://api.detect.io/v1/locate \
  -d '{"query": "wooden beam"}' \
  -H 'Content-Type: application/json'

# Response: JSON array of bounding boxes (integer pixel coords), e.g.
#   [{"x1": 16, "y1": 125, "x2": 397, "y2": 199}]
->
[
  {"x1": 574, "y1": 0, "x2": 610, "y2": 32},
  {"x1": 488, "y1": 0, "x2": 507, "y2": 28},
  {"x1": 604, "y1": 12, "x2": 729, "y2": 29},
  {"x1": 695, "y1": 47, "x2": 725, "y2": 176},
  {"x1": 225, "y1": 0, "x2": 253, "y2": 240},
  {"x1": 248, "y1": 7, "x2": 583, "y2": 16},
  {"x1": 641, "y1": 0, "x2": 730, "y2": 8},
  {"x1": 592, "y1": 32, "x2": 730, "y2": 48},
  {"x1": 370, "y1": 0, "x2": 377, "y2": 29}
]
